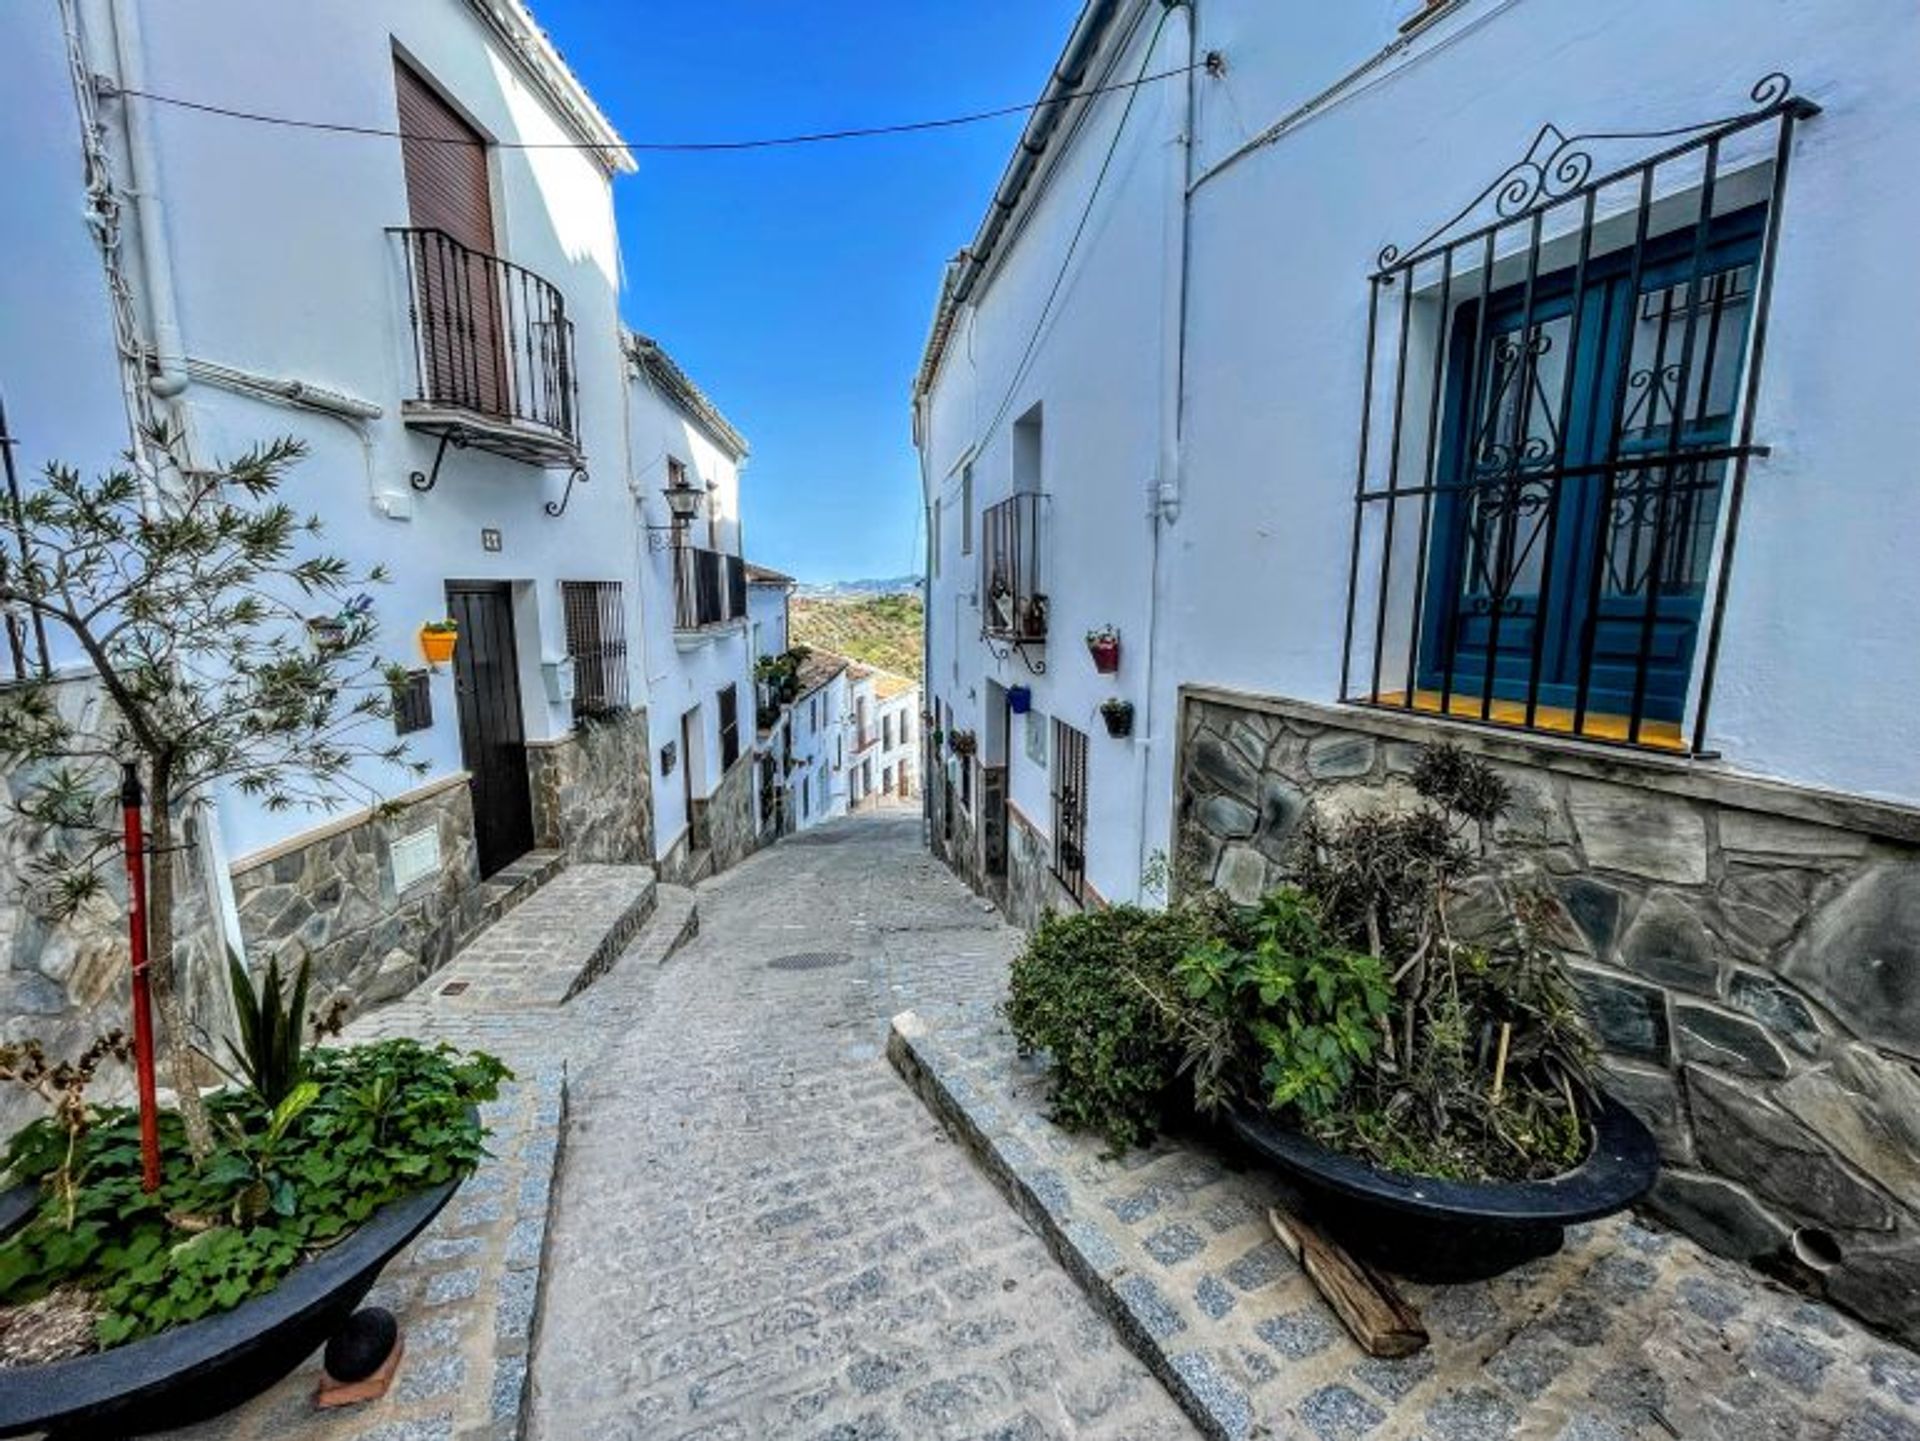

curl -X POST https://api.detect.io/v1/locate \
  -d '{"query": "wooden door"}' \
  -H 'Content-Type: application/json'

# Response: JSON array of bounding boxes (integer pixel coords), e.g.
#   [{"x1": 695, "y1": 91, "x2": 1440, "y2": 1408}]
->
[
  {"x1": 395, "y1": 59, "x2": 507, "y2": 416},
  {"x1": 448, "y1": 583, "x2": 534, "y2": 877}
]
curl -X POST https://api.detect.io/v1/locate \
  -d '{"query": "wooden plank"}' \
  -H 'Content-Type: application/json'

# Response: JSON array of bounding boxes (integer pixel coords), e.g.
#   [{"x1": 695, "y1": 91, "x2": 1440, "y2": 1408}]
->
[{"x1": 1268, "y1": 1206, "x2": 1428, "y2": 1359}]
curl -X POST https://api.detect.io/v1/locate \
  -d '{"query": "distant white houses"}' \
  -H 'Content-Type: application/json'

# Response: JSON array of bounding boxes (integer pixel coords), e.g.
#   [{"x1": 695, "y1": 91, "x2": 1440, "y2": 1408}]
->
[
  {"x1": 0, "y1": 0, "x2": 760, "y2": 1108},
  {"x1": 913, "y1": 0, "x2": 1920, "y2": 1346}
]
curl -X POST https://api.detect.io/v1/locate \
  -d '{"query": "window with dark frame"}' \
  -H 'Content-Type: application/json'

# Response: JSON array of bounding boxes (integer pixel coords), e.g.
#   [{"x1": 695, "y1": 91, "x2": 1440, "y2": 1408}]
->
[
  {"x1": 718, "y1": 684, "x2": 741, "y2": 770},
  {"x1": 1051, "y1": 718, "x2": 1087, "y2": 904},
  {"x1": 1341, "y1": 75, "x2": 1814, "y2": 756},
  {"x1": 561, "y1": 581, "x2": 629, "y2": 718},
  {"x1": 391, "y1": 668, "x2": 433, "y2": 735}
]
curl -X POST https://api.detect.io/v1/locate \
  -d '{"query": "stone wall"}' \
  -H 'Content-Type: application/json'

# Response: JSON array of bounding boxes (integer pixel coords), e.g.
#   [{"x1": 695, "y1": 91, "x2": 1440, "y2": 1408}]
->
[
  {"x1": 527, "y1": 707, "x2": 653, "y2": 865},
  {"x1": 925, "y1": 753, "x2": 1086, "y2": 933},
  {"x1": 1, "y1": 677, "x2": 226, "y2": 1141},
  {"x1": 231, "y1": 776, "x2": 480, "y2": 1013},
  {"x1": 1174, "y1": 685, "x2": 1920, "y2": 1346},
  {"x1": 700, "y1": 751, "x2": 760, "y2": 876}
]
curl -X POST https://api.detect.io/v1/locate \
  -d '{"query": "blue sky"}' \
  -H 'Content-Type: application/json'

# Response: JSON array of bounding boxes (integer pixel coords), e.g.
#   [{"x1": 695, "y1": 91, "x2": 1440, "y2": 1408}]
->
[{"x1": 534, "y1": 2, "x2": 1082, "y2": 584}]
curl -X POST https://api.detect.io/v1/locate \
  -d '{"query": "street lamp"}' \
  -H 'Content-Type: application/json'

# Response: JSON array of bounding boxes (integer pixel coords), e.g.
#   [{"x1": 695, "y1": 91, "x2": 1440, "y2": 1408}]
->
[{"x1": 647, "y1": 468, "x2": 707, "y2": 550}]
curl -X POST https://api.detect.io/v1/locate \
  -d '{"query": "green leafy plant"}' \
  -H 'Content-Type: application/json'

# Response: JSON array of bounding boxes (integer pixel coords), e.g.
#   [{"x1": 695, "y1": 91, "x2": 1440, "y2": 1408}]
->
[
  {"x1": 0, "y1": 1039, "x2": 509, "y2": 1351},
  {"x1": 1171, "y1": 889, "x2": 1389, "y2": 1120},
  {"x1": 1004, "y1": 906, "x2": 1214, "y2": 1153},
  {"x1": 224, "y1": 949, "x2": 312, "y2": 1110}
]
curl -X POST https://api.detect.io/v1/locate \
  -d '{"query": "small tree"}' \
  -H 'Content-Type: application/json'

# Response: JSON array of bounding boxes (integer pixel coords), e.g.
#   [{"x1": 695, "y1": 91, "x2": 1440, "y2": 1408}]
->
[{"x1": 0, "y1": 426, "x2": 421, "y2": 1158}]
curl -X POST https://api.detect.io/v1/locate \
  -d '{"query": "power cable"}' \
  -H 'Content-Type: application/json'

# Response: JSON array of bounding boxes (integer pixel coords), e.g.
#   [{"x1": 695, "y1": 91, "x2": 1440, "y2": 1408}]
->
[{"x1": 101, "y1": 61, "x2": 1204, "y2": 155}]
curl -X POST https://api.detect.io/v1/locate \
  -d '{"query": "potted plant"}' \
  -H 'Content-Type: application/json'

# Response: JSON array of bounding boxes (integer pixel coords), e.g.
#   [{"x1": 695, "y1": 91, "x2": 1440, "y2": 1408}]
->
[
  {"x1": 1006, "y1": 744, "x2": 1657, "y2": 1283},
  {"x1": 307, "y1": 595, "x2": 374, "y2": 655},
  {"x1": 418, "y1": 619, "x2": 459, "y2": 667},
  {"x1": 950, "y1": 729, "x2": 978, "y2": 759},
  {"x1": 1020, "y1": 594, "x2": 1050, "y2": 641},
  {"x1": 1086, "y1": 625, "x2": 1120, "y2": 674},
  {"x1": 1008, "y1": 685, "x2": 1032, "y2": 715},
  {"x1": 1099, "y1": 699, "x2": 1134, "y2": 738},
  {"x1": 0, "y1": 954, "x2": 507, "y2": 1436}
]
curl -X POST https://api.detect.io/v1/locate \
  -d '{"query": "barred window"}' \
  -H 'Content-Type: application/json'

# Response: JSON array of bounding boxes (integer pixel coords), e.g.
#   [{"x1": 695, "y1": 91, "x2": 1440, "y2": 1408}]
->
[
  {"x1": 561, "y1": 581, "x2": 629, "y2": 718},
  {"x1": 1342, "y1": 76, "x2": 1814, "y2": 755},
  {"x1": 718, "y1": 683, "x2": 741, "y2": 769},
  {"x1": 1051, "y1": 719, "x2": 1087, "y2": 905}
]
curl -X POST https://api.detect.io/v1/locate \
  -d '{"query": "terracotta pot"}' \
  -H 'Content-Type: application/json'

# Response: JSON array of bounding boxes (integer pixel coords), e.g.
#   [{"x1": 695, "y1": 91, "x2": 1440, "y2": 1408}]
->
[
  {"x1": 419, "y1": 628, "x2": 457, "y2": 665},
  {"x1": 1089, "y1": 640, "x2": 1120, "y2": 674}
]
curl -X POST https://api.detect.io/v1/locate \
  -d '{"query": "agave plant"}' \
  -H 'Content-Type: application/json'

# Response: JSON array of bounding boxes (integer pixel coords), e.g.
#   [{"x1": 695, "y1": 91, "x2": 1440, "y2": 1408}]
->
[{"x1": 224, "y1": 948, "x2": 313, "y2": 1111}]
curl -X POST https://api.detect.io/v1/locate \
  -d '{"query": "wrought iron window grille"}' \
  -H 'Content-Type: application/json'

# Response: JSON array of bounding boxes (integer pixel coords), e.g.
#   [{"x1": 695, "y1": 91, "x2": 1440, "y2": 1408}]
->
[
  {"x1": 561, "y1": 580, "x2": 629, "y2": 718},
  {"x1": 1051, "y1": 718, "x2": 1089, "y2": 905},
  {"x1": 981, "y1": 492, "x2": 1049, "y2": 675},
  {"x1": 1340, "y1": 73, "x2": 1818, "y2": 757}
]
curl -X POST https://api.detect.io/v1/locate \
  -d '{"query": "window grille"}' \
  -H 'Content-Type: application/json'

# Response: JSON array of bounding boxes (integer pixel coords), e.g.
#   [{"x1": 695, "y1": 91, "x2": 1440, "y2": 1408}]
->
[
  {"x1": 1051, "y1": 719, "x2": 1088, "y2": 904},
  {"x1": 392, "y1": 668, "x2": 434, "y2": 735},
  {"x1": 562, "y1": 581, "x2": 628, "y2": 717},
  {"x1": 1341, "y1": 74, "x2": 1816, "y2": 755},
  {"x1": 718, "y1": 683, "x2": 741, "y2": 770}
]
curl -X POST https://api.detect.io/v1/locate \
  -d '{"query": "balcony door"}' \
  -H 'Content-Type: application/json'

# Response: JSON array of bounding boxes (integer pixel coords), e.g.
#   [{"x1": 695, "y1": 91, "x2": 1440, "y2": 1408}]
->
[{"x1": 395, "y1": 59, "x2": 507, "y2": 418}]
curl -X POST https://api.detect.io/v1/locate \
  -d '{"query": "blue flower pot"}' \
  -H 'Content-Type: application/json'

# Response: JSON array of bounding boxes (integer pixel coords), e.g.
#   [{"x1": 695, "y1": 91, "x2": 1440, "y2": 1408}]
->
[{"x1": 1008, "y1": 686, "x2": 1032, "y2": 715}]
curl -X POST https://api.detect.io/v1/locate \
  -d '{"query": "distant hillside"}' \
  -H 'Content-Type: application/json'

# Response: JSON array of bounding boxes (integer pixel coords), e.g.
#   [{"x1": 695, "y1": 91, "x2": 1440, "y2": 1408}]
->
[
  {"x1": 794, "y1": 575, "x2": 921, "y2": 600},
  {"x1": 790, "y1": 591, "x2": 923, "y2": 683}
]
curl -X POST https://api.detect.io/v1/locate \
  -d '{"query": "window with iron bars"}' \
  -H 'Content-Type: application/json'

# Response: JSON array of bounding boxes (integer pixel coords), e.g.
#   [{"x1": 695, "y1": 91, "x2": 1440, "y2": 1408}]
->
[
  {"x1": 718, "y1": 683, "x2": 741, "y2": 770},
  {"x1": 1051, "y1": 718, "x2": 1088, "y2": 905},
  {"x1": 561, "y1": 581, "x2": 629, "y2": 719},
  {"x1": 1341, "y1": 75, "x2": 1816, "y2": 756}
]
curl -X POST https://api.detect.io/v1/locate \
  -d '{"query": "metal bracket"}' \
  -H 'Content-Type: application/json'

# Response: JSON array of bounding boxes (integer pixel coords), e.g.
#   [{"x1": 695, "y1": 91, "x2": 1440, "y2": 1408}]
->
[
  {"x1": 983, "y1": 634, "x2": 1048, "y2": 676},
  {"x1": 545, "y1": 464, "x2": 588, "y2": 518},
  {"x1": 410, "y1": 430, "x2": 467, "y2": 492}
]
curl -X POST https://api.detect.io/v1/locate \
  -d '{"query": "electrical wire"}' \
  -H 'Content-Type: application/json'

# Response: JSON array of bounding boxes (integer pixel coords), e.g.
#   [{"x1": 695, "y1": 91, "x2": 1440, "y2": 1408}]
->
[
  {"x1": 971, "y1": 4, "x2": 1178, "y2": 455},
  {"x1": 103, "y1": 61, "x2": 1204, "y2": 155}
]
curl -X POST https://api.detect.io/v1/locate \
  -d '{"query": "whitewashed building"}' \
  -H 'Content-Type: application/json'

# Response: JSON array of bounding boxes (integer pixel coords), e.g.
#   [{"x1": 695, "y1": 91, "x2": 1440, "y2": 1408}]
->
[
  {"x1": 0, "y1": 0, "x2": 758, "y2": 1114},
  {"x1": 915, "y1": 0, "x2": 1920, "y2": 1343},
  {"x1": 786, "y1": 652, "x2": 852, "y2": 832}
]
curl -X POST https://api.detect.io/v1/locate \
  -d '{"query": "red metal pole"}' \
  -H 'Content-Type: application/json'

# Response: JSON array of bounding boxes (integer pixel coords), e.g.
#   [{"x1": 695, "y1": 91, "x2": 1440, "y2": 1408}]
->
[{"x1": 120, "y1": 762, "x2": 162, "y2": 1192}]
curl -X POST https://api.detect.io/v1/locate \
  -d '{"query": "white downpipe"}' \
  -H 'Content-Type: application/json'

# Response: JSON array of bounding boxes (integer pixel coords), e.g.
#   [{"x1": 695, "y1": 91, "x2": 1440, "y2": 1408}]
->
[
  {"x1": 1137, "y1": 0, "x2": 1195, "y2": 902},
  {"x1": 108, "y1": 0, "x2": 188, "y2": 401}
]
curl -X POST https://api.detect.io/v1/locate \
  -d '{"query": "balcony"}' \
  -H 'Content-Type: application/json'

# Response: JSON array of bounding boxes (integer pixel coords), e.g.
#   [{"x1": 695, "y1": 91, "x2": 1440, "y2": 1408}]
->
[
  {"x1": 674, "y1": 546, "x2": 748, "y2": 631},
  {"x1": 389, "y1": 227, "x2": 580, "y2": 467},
  {"x1": 981, "y1": 494, "x2": 1048, "y2": 662}
]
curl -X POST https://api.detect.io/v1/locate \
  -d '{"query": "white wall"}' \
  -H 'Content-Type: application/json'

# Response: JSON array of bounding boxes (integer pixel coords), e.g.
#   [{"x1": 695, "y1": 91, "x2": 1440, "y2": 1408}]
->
[
  {"x1": 9, "y1": 0, "x2": 642, "y2": 863},
  {"x1": 627, "y1": 370, "x2": 753, "y2": 859},
  {"x1": 921, "y1": 0, "x2": 1920, "y2": 910},
  {"x1": 747, "y1": 580, "x2": 791, "y2": 664},
  {"x1": 788, "y1": 670, "x2": 851, "y2": 830},
  {"x1": 920, "y1": 7, "x2": 1184, "y2": 905}
]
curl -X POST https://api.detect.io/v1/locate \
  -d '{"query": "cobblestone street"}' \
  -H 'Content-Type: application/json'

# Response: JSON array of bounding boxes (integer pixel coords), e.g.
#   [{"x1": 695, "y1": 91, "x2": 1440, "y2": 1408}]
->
[{"x1": 529, "y1": 811, "x2": 1196, "y2": 1439}]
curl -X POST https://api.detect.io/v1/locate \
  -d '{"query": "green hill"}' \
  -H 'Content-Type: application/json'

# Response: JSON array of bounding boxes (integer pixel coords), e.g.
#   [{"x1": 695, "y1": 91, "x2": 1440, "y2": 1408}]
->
[{"x1": 790, "y1": 592, "x2": 923, "y2": 682}]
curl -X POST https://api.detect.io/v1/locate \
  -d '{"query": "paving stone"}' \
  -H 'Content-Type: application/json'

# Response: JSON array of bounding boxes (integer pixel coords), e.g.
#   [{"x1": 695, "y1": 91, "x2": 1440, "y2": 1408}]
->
[
  {"x1": 1255, "y1": 1307, "x2": 1339, "y2": 1360},
  {"x1": 1298, "y1": 1382, "x2": 1386, "y2": 1441},
  {"x1": 1143, "y1": 1222, "x2": 1206, "y2": 1267},
  {"x1": 1748, "y1": 1323, "x2": 1836, "y2": 1395}
]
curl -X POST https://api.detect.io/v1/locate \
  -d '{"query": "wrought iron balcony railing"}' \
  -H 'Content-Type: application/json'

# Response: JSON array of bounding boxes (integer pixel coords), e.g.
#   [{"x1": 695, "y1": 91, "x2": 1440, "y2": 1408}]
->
[
  {"x1": 390, "y1": 227, "x2": 579, "y2": 460},
  {"x1": 674, "y1": 545, "x2": 748, "y2": 631},
  {"x1": 981, "y1": 493, "x2": 1048, "y2": 649}
]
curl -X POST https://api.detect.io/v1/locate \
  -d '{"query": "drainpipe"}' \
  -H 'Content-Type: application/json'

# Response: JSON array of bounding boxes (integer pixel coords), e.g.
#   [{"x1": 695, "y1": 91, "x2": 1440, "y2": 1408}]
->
[
  {"x1": 108, "y1": 0, "x2": 189, "y2": 402},
  {"x1": 1136, "y1": 0, "x2": 1196, "y2": 903}
]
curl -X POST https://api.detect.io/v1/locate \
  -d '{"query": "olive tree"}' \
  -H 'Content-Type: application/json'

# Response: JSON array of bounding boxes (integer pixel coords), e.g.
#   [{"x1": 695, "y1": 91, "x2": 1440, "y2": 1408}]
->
[{"x1": 0, "y1": 426, "x2": 420, "y2": 1157}]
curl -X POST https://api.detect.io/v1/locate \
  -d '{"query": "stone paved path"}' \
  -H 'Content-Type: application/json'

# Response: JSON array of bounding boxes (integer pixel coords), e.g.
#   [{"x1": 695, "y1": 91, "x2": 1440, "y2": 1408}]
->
[{"x1": 528, "y1": 812, "x2": 1196, "y2": 1440}]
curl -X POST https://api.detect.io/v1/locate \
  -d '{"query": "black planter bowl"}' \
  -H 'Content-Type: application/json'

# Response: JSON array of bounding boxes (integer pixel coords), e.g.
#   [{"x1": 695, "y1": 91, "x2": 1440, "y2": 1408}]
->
[
  {"x1": 0, "y1": 1175, "x2": 460, "y2": 1439},
  {"x1": 1220, "y1": 1095, "x2": 1660, "y2": 1283}
]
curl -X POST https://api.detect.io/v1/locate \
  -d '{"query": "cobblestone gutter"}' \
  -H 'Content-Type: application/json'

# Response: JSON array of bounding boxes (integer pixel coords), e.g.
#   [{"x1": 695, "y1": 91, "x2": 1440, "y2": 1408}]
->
[{"x1": 890, "y1": 1007, "x2": 1920, "y2": 1441}]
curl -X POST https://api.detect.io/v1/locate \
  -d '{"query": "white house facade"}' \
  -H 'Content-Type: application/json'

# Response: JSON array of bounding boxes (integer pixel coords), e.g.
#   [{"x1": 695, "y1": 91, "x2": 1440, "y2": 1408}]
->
[
  {"x1": 914, "y1": 0, "x2": 1920, "y2": 1344},
  {"x1": 0, "y1": 0, "x2": 762, "y2": 1128},
  {"x1": 786, "y1": 655, "x2": 852, "y2": 833}
]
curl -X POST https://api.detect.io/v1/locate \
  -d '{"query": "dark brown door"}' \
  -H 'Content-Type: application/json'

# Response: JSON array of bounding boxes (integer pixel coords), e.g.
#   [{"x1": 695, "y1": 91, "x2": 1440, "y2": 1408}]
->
[
  {"x1": 395, "y1": 59, "x2": 507, "y2": 416},
  {"x1": 448, "y1": 583, "x2": 534, "y2": 877}
]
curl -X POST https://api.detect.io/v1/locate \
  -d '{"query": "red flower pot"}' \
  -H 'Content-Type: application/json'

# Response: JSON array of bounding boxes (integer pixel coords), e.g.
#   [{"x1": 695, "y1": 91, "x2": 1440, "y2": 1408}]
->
[{"x1": 1089, "y1": 640, "x2": 1120, "y2": 674}]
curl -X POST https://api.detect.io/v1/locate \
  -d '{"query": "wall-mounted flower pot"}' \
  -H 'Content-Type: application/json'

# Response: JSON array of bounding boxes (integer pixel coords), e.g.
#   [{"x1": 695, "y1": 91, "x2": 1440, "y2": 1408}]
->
[
  {"x1": 1008, "y1": 685, "x2": 1032, "y2": 715},
  {"x1": 419, "y1": 624, "x2": 458, "y2": 666},
  {"x1": 1100, "y1": 701, "x2": 1134, "y2": 738},
  {"x1": 950, "y1": 729, "x2": 978, "y2": 759},
  {"x1": 1087, "y1": 630, "x2": 1121, "y2": 674}
]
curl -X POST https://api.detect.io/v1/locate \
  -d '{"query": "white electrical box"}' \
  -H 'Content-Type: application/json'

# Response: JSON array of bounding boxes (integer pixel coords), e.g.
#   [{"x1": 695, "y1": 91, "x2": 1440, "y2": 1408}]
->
[
  {"x1": 389, "y1": 827, "x2": 441, "y2": 893},
  {"x1": 542, "y1": 655, "x2": 577, "y2": 706}
]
